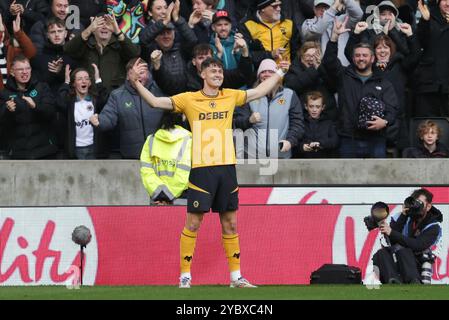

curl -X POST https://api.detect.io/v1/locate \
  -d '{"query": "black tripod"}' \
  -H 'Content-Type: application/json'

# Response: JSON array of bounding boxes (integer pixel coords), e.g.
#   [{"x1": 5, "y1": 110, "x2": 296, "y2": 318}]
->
[{"x1": 79, "y1": 245, "x2": 86, "y2": 285}]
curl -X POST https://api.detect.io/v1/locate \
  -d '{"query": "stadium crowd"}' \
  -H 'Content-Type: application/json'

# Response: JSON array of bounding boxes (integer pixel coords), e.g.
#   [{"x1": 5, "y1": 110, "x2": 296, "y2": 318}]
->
[{"x1": 1, "y1": 0, "x2": 449, "y2": 160}]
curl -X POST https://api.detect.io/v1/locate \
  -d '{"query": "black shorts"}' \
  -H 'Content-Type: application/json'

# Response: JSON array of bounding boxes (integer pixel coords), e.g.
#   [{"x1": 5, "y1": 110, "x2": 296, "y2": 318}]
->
[{"x1": 187, "y1": 165, "x2": 239, "y2": 213}]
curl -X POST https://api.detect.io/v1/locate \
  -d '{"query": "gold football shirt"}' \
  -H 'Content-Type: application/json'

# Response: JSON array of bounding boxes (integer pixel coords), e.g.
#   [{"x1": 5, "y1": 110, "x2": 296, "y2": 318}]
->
[{"x1": 171, "y1": 89, "x2": 247, "y2": 168}]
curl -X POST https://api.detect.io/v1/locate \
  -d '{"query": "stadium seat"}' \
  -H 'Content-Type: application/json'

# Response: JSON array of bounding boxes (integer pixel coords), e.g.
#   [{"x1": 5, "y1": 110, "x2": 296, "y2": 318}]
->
[{"x1": 408, "y1": 117, "x2": 449, "y2": 148}]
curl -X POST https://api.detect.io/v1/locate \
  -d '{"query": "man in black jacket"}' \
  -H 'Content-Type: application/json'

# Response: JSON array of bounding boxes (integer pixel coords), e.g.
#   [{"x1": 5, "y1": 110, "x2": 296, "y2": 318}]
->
[
  {"x1": 149, "y1": 21, "x2": 198, "y2": 96},
  {"x1": 31, "y1": 17, "x2": 76, "y2": 92},
  {"x1": 413, "y1": 0, "x2": 449, "y2": 117},
  {"x1": 373, "y1": 188, "x2": 443, "y2": 284},
  {"x1": 322, "y1": 16, "x2": 398, "y2": 158},
  {"x1": 89, "y1": 58, "x2": 164, "y2": 159},
  {"x1": 0, "y1": 54, "x2": 57, "y2": 159},
  {"x1": 30, "y1": 0, "x2": 84, "y2": 52}
]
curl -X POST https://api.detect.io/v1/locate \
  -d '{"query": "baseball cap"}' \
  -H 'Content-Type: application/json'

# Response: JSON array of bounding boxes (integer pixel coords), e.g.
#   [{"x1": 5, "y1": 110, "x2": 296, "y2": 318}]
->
[
  {"x1": 155, "y1": 22, "x2": 175, "y2": 35},
  {"x1": 257, "y1": 0, "x2": 281, "y2": 10},
  {"x1": 257, "y1": 59, "x2": 278, "y2": 78},
  {"x1": 212, "y1": 10, "x2": 232, "y2": 24},
  {"x1": 314, "y1": 0, "x2": 333, "y2": 7},
  {"x1": 377, "y1": 0, "x2": 399, "y2": 17}
]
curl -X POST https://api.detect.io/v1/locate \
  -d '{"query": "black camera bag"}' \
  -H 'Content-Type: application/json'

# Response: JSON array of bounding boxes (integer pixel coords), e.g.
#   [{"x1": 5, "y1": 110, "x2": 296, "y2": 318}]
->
[{"x1": 310, "y1": 264, "x2": 362, "y2": 284}]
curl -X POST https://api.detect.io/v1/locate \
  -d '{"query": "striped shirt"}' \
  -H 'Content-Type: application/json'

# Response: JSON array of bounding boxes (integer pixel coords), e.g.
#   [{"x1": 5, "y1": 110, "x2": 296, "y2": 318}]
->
[{"x1": 0, "y1": 42, "x2": 7, "y2": 85}]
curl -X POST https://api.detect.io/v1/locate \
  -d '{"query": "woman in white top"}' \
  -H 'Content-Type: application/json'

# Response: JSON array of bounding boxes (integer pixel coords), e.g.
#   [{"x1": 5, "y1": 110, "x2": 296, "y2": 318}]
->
[{"x1": 55, "y1": 63, "x2": 109, "y2": 159}]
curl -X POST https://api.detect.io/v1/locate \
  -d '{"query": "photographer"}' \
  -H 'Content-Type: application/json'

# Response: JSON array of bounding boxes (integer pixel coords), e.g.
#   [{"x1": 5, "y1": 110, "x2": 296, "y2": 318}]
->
[{"x1": 371, "y1": 188, "x2": 443, "y2": 284}]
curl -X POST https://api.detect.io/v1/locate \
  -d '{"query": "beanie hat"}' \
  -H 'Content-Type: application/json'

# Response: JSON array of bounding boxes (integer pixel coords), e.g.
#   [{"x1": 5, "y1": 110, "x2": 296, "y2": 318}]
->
[{"x1": 257, "y1": 59, "x2": 278, "y2": 78}]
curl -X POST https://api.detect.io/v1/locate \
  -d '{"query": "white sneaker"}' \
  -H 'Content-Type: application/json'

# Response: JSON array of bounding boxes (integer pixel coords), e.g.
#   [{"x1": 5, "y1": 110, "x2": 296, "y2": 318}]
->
[
  {"x1": 179, "y1": 277, "x2": 191, "y2": 288},
  {"x1": 230, "y1": 277, "x2": 257, "y2": 288}
]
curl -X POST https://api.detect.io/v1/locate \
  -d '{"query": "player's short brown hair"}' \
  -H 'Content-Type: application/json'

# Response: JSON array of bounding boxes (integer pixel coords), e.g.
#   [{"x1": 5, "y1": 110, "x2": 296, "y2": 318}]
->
[{"x1": 200, "y1": 57, "x2": 223, "y2": 72}]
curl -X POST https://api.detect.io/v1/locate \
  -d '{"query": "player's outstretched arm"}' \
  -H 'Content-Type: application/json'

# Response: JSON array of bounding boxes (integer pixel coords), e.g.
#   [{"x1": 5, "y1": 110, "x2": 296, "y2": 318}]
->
[
  {"x1": 130, "y1": 59, "x2": 174, "y2": 111},
  {"x1": 245, "y1": 61, "x2": 290, "y2": 103}
]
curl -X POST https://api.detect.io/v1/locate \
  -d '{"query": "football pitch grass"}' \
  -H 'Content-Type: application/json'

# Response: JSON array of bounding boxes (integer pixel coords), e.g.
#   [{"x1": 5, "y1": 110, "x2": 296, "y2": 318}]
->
[{"x1": 0, "y1": 285, "x2": 449, "y2": 300}]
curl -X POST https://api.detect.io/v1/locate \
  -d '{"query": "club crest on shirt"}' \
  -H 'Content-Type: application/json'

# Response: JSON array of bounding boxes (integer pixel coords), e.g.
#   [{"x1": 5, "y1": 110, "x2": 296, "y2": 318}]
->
[
  {"x1": 209, "y1": 101, "x2": 217, "y2": 109},
  {"x1": 29, "y1": 89, "x2": 38, "y2": 98},
  {"x1": 278, "y1": 98, "x2": 286, "y2": 105},
  {"x1": 125, "y1": 101, "x2": 133, "y2": 108},
  {"x1": 86, "y1": 104, "x2": 94, "y2": 112}
]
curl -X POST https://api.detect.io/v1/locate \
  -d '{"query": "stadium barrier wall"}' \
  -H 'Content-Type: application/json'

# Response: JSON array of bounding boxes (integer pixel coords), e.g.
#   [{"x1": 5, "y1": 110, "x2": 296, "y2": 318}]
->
[
  {"x1": 1, "y1": 187, "x2": 448, "y2": 286},
  {"x1": 1, "y1": 160, "x2": 449, "y2": 206}
]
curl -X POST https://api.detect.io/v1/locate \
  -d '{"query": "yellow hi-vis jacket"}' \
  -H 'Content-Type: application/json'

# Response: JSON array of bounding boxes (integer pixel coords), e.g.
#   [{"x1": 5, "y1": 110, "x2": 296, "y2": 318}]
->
[
  {"x1": 140, "y1": 125, "x2": 192, "y2": 201},
  {"x1": 243, "y1": 17, "x2": 295, "y2": 63}
]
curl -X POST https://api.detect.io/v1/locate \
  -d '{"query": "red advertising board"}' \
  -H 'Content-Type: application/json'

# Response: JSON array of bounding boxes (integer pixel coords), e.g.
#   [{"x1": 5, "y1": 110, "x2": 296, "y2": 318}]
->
[{"x1": 1, "y1": 187, "x2": 448, "y2": 285}]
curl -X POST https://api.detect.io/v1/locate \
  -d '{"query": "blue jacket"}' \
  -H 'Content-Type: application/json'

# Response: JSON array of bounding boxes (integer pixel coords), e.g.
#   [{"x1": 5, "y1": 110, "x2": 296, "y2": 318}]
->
[{"x1": 209, "y1": 31, "x2": 241, "y2": 70}]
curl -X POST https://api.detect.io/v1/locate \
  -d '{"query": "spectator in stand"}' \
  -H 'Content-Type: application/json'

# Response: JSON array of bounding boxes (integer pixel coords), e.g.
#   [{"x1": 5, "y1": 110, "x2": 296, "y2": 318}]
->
[
  {"x1": 344, "y1": 1, "x2": 410, "y2": 59},
  {"x1": 140, "y1": 0, "x2": 197, "y2": 63},
  {"x1": 209, "y1": 10, "x2": 241, "y2": 71},
  {"x1": 302, "y1": 0, "x2": 363, "y2": 66},
  {"x1": 31, "y1": 17, "x2": 76, "y2": 92},
  {"x1": 55, "y1": 64, "x2": 109, "y2": 159},
  {"x1": 296, "y1": 90, "x2": 339, "y2": 158},
  {"x1": 234, "y1": 58, "x2": 304, "y2": 159},
  {"x1": 402, "y1": 120, "x2": 449, "y2": 158},
  {"x1": 106, "y1": 0, "x2": 148, "y2": 44},
  {"x1": 89, "y1": 58, "x2": 164, "y2": 159},
  {"x1": 322, "y1": 17, "x2": 399, "y2": 158},
  {"x1": 0, "y1": 55, "x2": 57, "y2": 159},
  {"x1": 413, "y1": 0, "x2": 449, "y2": 117},
  {"x1": 30, "y1": 0, "x2": 84, "y2": 52},
  {"x1": 64, "y1": 13, "x2": 141, "y2": 93},
  {"x1": 0, "y1": 14, "x2": 37, "y2": 91},
  {"x1": 188, "y1": 0, "x2": 217, "y2": 44},
  {"x1": 0, "y1": 14, "x2": 37, "y2": 159},
  {"x1": 149, "y1": 20, "x2": 198, "y2": 95},
  {"x1": 70, "y1": 0, "x2": 107, "y2": 29},
  {"x1": 2, "y1": 0, "x2": 49, "y2": 34},
  {"x1": 140, "y1": 0, "x2": 174, "y2": 47},
  {"x1": 31, "y1": 17, "x2": 78, "y2": 157},
  {"x1": 240, "y1": 0, "x2": 300, "y2": 67},
  {"x1": 186, "y1": 43, "x2": 253, "y2": 92},
  {"x1": 347, "y1": 21, "x2": 420, "y2": 152},
  {"x1": 284, "y1": 41, "x2": 338, "y2": 121}
]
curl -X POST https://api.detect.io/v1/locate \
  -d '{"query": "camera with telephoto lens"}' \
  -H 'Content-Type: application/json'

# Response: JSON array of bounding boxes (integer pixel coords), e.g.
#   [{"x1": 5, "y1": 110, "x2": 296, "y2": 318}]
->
[
  {"x1": 418, "y1": 249, "x2": 435, "y2": 285},
  {"x1": 364, "y1": 201, "x2": 390, "y2": 231},
  {"x1": 403, "y1": 196, "x2": 425, "y2": 219}
]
